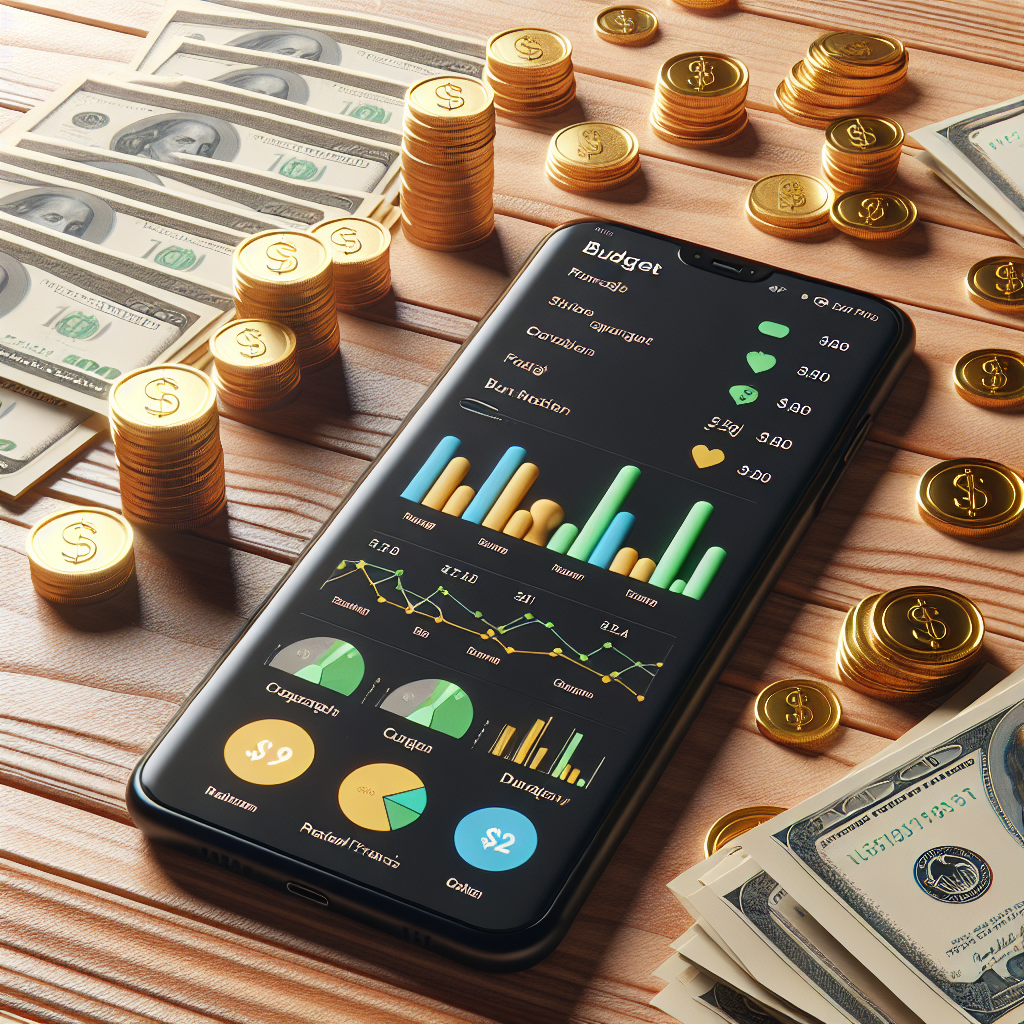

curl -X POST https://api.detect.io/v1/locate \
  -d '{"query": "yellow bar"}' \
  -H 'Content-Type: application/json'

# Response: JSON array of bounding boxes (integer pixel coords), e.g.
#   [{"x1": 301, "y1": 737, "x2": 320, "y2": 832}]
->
[
  {"x1": 559, "y1": 764, "x2": 571, "y2": 781},
  {"x1": 629, "y1": 557, "x2": 657, "y2": 582},
  {"x1": 503, "y1": 509, "x2": 533, "y2": 538},
  {"x1": 490, "y1": 725, "x2": 516, "y2": 757},
  {"x1": 513, "y1": 718, "x2": 548, "y2": 764},
  {"x1": 609, "y1": 546, "x2": 639, "y2": 575},
  {"x1": 528, "y1": 746, "x2": 548, "y2": 770},
  {"x1": 567, "y1": 768, "x2": 580, "y2": 785},
  {"x1": 523, "y1": 499, "x2": 564, "y2": 545},
  {"x1": 422, "y1": 456, "x2": 470, "y2": 510},
  {"x1": 442, "y1": 484, "x2": 474, "y2": 517},
  {"x1": 482, "y1": 462, "x2": 539, "y2": 531}
]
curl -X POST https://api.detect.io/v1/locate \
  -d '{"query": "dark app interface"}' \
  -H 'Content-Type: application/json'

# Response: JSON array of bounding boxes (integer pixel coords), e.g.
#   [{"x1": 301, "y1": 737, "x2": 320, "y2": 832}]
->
[{"x1": 143, "y1": 223, "x2": 902, "y2": 932}]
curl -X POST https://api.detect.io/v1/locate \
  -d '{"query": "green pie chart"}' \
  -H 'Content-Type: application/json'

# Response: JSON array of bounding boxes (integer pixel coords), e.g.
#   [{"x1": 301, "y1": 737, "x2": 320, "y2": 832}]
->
[
  {"x1": 269, "y1": 637, "x2": 365, "y2": 695},
  {"x1": 380, "y1": 679, "x2": 474, "y2": 738}
]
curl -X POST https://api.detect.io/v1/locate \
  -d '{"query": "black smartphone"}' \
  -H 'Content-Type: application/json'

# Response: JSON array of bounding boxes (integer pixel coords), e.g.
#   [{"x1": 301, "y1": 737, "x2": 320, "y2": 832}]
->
[{"x1": 128, "y1": 220, "x2": 914, "y2": 970}]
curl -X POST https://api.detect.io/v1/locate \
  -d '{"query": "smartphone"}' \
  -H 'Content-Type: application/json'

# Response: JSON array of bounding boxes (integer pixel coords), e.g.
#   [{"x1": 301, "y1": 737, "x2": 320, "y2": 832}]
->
[{"x1": 128, "y1": 220, "x2": 914, "y2": 970}]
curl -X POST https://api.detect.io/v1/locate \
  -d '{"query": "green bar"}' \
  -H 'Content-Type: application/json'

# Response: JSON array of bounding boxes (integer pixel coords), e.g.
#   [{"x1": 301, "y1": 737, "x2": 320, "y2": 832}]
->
[
  {"x1": 547, "y1": 522, "x2": 578, "y2": 554},
  {"x1": 682, "y1": 546, "x2": 727, "y2": 599},
  {"x1": 551, "y1": 731, "x2": 583, "y2": 780},
  {"x1": 669, "y1": 579, "x2": 686, "y2": 594},
  {"x1": 649, "y1": 501, "x2": 714, "y2": 589},
  {"x1": 758, "y1": 320, "x2": 790, "y2": 338},
  {"x1": 567, "y1": 465, "x2": 641, "y2": 561}
]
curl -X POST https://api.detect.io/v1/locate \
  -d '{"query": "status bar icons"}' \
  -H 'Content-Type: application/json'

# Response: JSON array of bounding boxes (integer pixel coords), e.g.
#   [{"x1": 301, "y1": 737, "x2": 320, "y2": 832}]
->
[
  {"x1": 338, "y1": 763, "x2": 427, "y2": 831},
  {"x1": 223, "y1": 719, "x2": 315, "y2": 785}
]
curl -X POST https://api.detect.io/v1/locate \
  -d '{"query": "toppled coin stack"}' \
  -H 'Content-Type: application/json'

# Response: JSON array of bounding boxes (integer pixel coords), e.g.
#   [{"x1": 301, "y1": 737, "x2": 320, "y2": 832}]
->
[
  {"x1": 546, "y1": 122, "x2": 641, "y2": 192},
  {"x1": 110, "y1": 365, "x2": 226, "y2": 529},
  {"x1": 651, "y1": 52, "x2": 748, "y2": 148},
  {"x1": 964, "y1": 255, "x2": 1024, "y2": 314},
  {"x1": 210, "y1": 318, "x2": 301, "y2": 410},
  {"x1": 917, "y1": 458, "x2": 1024, "y2": 539},
  {"x1": 755, "y1": 678, "x2": 843, "y2": 749},
  {"x1": 746, "y1": 173, "x2": 835, "y2": 240},
  {"x1": 485, "y1": 28, "x2": 575, "y2": 117},
  {"x1": 593, "y1": 6, "x2": 658, "y2": 47},
  {"x1": 837, "y1": 586, "x2": 985, "y2": 701},
  {"x1": 233, "y1": 230, "x2": 339, "y2": 373},
  {"x1": 310, "y1": 216, "x2": 392, "y2": 309},
  {"x1": 26, "y1": 506, "x2": 135, "y2": 605},
  {"x1": 822, "y1": 116, "x2": 904, "y2": 191},
  {"x1": 830, "y1": 189, "x2": 918, "y2": 240},
  {"x1": 953, "y1": 347, "x2": 1024, "y2": 409},
  {"x1": 401, "y1": 75, "x2": 495, "y2": 252},
  {"x1": 776, "y1": 31, "x2": 908, "y2": 129}
]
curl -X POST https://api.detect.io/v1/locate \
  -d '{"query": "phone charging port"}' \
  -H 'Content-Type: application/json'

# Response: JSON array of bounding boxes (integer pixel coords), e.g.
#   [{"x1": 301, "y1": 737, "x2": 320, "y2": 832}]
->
[{"x1": 286, "y1": 882, "x2": 329, "y2": 906}]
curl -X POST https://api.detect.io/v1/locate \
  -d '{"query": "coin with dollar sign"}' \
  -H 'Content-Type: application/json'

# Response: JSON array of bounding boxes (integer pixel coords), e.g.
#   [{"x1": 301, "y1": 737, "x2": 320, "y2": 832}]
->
[
  {"x1": 755, "y1": 679, "x2": 842, "y2": 749},
  {"x1": 917, "y1": 458, "x2": 1024, "y2": 538},
  {"x1": 965, "y1": 256, "x2": 1024, "y2": 313},
  {"x1": 594, "y1": 6, "x2": 658, "y2": 46},
  {"x1": 953, "y1": 349, "x2": 1024, "y2": 409},
  {"x1": 830, "y1": 189, "x2": 917, "y2": 240},
  {"x1": 546, "y1": 122, "x2": 641, "y2": 192}
]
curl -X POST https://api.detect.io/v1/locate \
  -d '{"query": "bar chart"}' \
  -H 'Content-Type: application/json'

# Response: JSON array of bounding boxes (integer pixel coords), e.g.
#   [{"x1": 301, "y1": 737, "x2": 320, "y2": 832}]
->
[
  {"x1": 488, "y1": 715, "x2": 604, "y2": 789},
  {"x1": 400, "y1": 434, "x2": 727, "y2": 599}
]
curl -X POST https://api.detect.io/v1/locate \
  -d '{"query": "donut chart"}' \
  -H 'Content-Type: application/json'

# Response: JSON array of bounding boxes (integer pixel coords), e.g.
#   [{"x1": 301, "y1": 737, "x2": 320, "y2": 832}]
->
[{"x1": 338, "y1": 763, "x2": 426, "y2": 831}]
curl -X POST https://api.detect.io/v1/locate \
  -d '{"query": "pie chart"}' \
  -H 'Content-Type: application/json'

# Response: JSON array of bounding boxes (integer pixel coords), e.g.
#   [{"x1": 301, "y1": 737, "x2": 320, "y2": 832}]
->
[
  {"x1": 338, "y1": 763, "x2": 427, "y2": 831},
  {"x1": 269, "y1": 637, "x2": 365, "y2": 695},
  {"x1": 380, "y1": 679, "x2": 474, "y2": 738}
]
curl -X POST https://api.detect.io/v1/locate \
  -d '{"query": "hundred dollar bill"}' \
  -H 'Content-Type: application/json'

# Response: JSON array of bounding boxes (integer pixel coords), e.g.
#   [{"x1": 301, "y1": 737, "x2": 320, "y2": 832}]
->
[
  {"x1": 130, "y1": 3, "x2": 483, "y2": 81},
  {"x1": 741, "y1": 665, "x2": 1024, "y2": 1024},
  {"x1": 0, "y1": 227, "x2": 228, "y2": 412},
  {"x1": 5, "y1": 136, "x2": 385, "y2": 228},
  {"x1": 0, "y1": 378, "x2": 102, "y2": 498},
  {"x1": 11, "y1": 76, "x2": 401, "y2": 197},
  {"x1": 653, "y1": 959, "x2": 792, "y2": 1024},
  {"x1": 911, "y1": 96, "x2": 1024, "y2": 249},
  {"x1": 194, "y1": 0, "x2": 485, "y2": 59}
]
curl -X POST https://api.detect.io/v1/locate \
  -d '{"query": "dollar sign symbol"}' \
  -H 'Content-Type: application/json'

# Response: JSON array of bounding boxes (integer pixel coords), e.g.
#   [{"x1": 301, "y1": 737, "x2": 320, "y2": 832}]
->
[
  {"x1": 330, "y1": 225, "x2": 362, "y2": 255},
  {"x1": 143, "y1": 376, "x2": 180, "y2": 418},
  {"x1": 514, "y1": 34, "x2": 544, "y2": 60},
  {"x1": 952, "y1": 466, "x2": 988, "y2": 518},
  {"x1": 613, "y1": 10, "x2": 636, "y2": 31},
  {"x1": 687, "y1": 56, "x2": 715, "y2": 91},
  {"x1": 578, "y1": 129, "x2": 603, "y2": 160},
  {"x1": 858, "y1": 196, "x2": 887, "y2": 225},
  {"x1": 845, "y1": 118, "x2": 877, "y2": 149},
  {"x1": 434, "y1": 81, "x2": 465, "y2": 110},
  {"x1": 981, "y1": 356, "x2": 1008, "y2": 392},
  {"x1": 235, "y1": 325, "x2": 267, "y2": 360},
  {"x1": 61, "y1": 518, "x2": 98, "y2": 565},
  {"x1": 785, "y1": 687, "x2": 814, "y2": 731},
  {"x1": 908, "y1": 598, "x2": 947, "y2": 649},
  {"x1": 994, "y1": 261, "x2": 1023, "y2": 296},
  {"x1": 778, "y1": 179, "x2": 806, "y2": 211},
  {"x1": 265, "y1": 240, "x2": 298, "y2": 275}
]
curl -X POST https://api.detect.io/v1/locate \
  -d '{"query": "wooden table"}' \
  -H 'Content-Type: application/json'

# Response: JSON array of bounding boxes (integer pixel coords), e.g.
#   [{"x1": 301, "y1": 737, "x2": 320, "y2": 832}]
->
[{"x1": 1, "y1": 0, "x2": 1022, "y2": 1020}]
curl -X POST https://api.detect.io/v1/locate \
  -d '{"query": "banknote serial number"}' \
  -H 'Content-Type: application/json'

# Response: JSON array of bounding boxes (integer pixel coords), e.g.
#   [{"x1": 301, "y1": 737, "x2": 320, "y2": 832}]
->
[{"x1": 843, "y1": 787, "x2": 977, "y2": 865}]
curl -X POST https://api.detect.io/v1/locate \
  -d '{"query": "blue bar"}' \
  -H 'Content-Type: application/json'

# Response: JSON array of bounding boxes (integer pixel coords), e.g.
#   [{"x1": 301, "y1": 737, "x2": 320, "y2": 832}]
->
[
  {"x1": 400, "y1": 435, "x2": 462, "y2": 502},
  {"x1": 462, "y1": 446, "x2": 526, "y2": 524},
  {"x1": 588, "y1": 512, "x2": 635, "y2": 569}
]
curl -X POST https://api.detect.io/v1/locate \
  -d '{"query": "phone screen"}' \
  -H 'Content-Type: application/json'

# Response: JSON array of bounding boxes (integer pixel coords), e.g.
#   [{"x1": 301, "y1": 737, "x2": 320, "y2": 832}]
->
[{"x1": 141, "y1": 222, "x2": 904, "y2": 933}]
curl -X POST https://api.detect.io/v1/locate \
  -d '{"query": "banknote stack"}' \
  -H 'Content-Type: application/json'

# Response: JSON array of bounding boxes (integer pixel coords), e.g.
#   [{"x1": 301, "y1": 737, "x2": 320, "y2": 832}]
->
[
  {"x1": 821, "y1": 116, "x2": 905, "y2": 191},
  {"x1": 745, "y1": 173, "x2": 835, "y2": 240},
  {"x1": 655, "y1": 662, "x2": 1024, "y2": 1024},
  {"x1": 484, "y1": 28, "x2": 576, "y2": 117},
  {"x1": 776, "y1": 31, "x2": 908, "y2": 129},
  {"x1": 310, "y1": 216, "x2": 392, "y2": 309},
  {"x1": 210, "y1": 318, "x2": 301, "y2": 410},
  {"x1": 837, "y1": 586, "x2": 986, "y2": 701},
  {"x1": 110, "y1": 365, "x2": 226, "y2": 529},
  {"x1": 650, "y1": 53, "x2": 749, "y2": 148},
  {"x1": 545, "y1": 122, "x2": 641, "y2": 193},
  {"x1": 233, "y1": 229, "x2": 340, "y2": 372},
  {"x1": 400, "y1": 76, "x2": 495, "y2": 251},
  {"x1": 26, "y1": 506, "x2": 135, "y2": 605}
]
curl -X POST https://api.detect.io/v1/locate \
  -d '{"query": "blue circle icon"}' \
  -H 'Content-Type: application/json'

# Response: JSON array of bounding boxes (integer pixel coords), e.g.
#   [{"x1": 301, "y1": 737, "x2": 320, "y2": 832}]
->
[{"x1": 454, "y1": 807, "x2": 537, "y2": 871}]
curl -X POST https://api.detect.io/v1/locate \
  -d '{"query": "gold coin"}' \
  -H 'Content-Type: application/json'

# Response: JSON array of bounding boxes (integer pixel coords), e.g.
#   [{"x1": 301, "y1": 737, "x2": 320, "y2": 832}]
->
[
  {"x1": 871, "y1": 587, "x2": 984, "y2": 666},
  {"x1": 755, "y1": 679, "x2": 842, "y2": 749},
  {"x1": 109, "y1": 365, "x2": 216, "y2": 435},
  {"x1": 659, "y1": 52, "x2": 748, "y2": 100},
  {"x1": 953, "y1": 349, "x2": 1024, "y2": 409},
  {"x1": 825, "y1": 116, "x2": 904, "y2": 155},
  {"x1": 594, "y1": 6, "x2": 658, "y2": 45},
  {"x1": 223, "y1": 719, "x2": 316, "y2": 785},
  {"x1": 812, "y1": 32, "x2": 905, "y2": 70},
  {"x1": 487, "y1": 28, "x2": 571, "y2": 72},
  {"x1": 703, "y1": 806, "x2": 786, "y2": 858},
  {"x1": 917, "y1": 458, "x2": 1024, "y2": 538},
  {"x1": 748, "y1": 174, "x2": 833, "y2": 227},
  {"x1": 234, "y1": 230, "x2": 330, "y2": 287},
  {"x1": 406, "y1": 76, "x2": 494, "y2": 124},
  {"x1": 27, "y1": 506, "x2": 133, "y2": 581},
  {"x1": 211, "y1": 319, "x2": 296, "y2": 370},
  {"x1": 965, "y1": 256, "x2": 1024, "y2": 313},
  {"x1": 550, "y1": 122, "x2": 638, "y2": 170},
  {"x1": 830, "y1": 190, "x2": 917, "y2": 240}
]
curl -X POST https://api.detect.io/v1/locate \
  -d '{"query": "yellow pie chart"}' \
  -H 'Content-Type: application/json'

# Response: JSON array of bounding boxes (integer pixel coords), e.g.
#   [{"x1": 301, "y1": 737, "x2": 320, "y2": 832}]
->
[{"x1": 337, "y1": 763, "x2": 427, "y2": 831}]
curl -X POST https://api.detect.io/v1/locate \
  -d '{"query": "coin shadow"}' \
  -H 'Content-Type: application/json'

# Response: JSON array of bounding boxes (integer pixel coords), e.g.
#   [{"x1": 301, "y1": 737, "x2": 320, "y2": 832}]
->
[
  {"x1": 46, "y1": 571, "x2": 141, "y2": 631},
  {"x1": 602, "y1": 167, "x2": 649, "y2": 205},
  {"x1": 870, "y1": 80, "x2": 925, "y2": 118},
  {"x1": 143, "y1": 524, "x2": 245, "y2": 611},
  {"x1": 872, "y1": 350, "x2": 930, "y2": 441},
  {"x1": 437, "y1": 227, "x2": 519, "y2": 278}
]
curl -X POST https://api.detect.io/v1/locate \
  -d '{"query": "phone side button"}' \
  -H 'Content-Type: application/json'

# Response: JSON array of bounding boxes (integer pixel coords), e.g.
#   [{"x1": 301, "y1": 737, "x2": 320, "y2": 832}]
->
[
  {"x1": 286, "y1": 882, "x2": 329, "y2": 906},
  {"x1": 843, "y1": 415, "x2": 872, "y2": 463}
]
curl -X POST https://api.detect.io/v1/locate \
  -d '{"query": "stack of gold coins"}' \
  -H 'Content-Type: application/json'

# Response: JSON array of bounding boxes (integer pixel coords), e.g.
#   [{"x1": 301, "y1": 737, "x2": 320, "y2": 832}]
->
[
  {"x1": 837, "y1": 587, "x2": 985, "y2": 701},
  {"x1": 650, "y1": 53, "x2": 748, "y2": 148},
  {"x1": 821, "y1": 116, "x2": 904, "y2": 191},
  {"x1": 546, "y1": 122, "x2": 641, "y2": 192},
  {"x1": 485, "y1": 28, "x2": 575, "y2": 117},
  {"x1": 401, "y1": 75, "x2": 495, "y2": 252},
  {"x1": 830, "y1": 189, "x2": 917, "y2": 241},
  {"x1": 745, "y1": 173, "x2": 835, "y2": 240},
  {"x1": 310, "y1": 217, "x2": 391, "y2": 309},
  {"x1": 26, "y1": 506, "x2": 134, "y2": 605},
  {"x1": 233, "y1": 230, "x2": 339, "y2": 373},
  {"x1": 917, "y1": 458, "x2": 1024, "y2": 539},
  {"x1": 776, "y1": 32, "x2": 908, "y2": 129},
  {"x1": 110, "y1": 365, "x2": 226, "y2": 530},
  {"x1": 210, "y1": 319, "x2": 301, "y2": 410}
]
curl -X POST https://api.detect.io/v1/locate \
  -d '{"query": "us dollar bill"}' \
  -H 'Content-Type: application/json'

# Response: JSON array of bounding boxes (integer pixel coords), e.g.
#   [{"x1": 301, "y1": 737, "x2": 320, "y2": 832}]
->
[
  {"x1": 5, "y1": 135, "x2": 384, "y2": 228},
  {"x1": 0, "y1": 377, "x2": 102, "y2": 498},
  {"x1": 11, "y1": 76, "x2": 401, "y2": 197},
  {"x1": 911, "y1": 96, "x2": 1024, "y2": 249},
  {"x1": 130, "y1": 3, "x2": 483, "y2": 81},
  {"x1": 0, "y1": 227, "x2": 228, "y2": 412}
]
